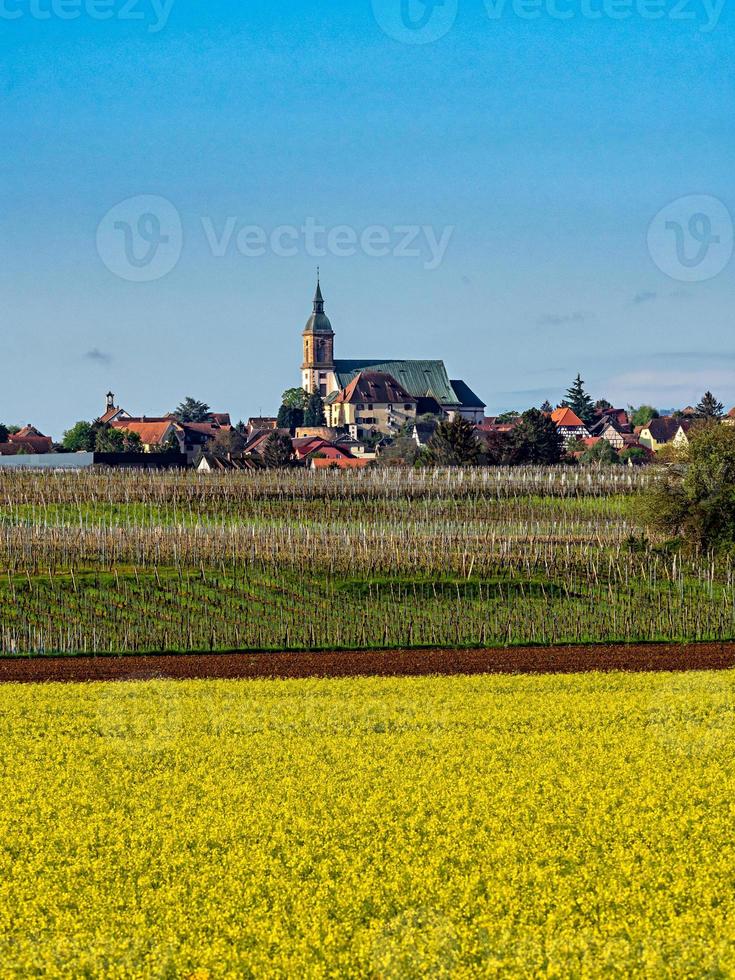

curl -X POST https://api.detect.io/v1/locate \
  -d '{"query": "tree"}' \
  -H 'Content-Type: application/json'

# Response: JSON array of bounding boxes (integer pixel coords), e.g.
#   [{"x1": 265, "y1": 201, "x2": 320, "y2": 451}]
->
[
  {"x1": 153, "y1": 432, "x2": 182, "y2": 455},
  {"x1": 262, "y1": 432, "x2": 294, "y2": 468},
  {"x1": 378, "y1": 433, "x2": 420, "y2": 467},
  {"x1": 639, "y1": 423, "x2": 735, "y2": 552},
  {"x1": 425, "y1": 415, "x2": 481, "y2": 466},
  {"x1": 0, "y1": 424, "x2": 8, "y2": 444},
  {"x1": 595, "y1": 398, "x2": 613, "y2": 413},
  {"x1": 94, "y1": 426, "x2": 142, "y2": 453},
  {"x1": 540, "y1": 401, "x2": 553, "y2": 415},
  {"x1": 303, "y1": 392, "x2": 326, "y2": 427},
  {"x1": 580, "y1": 439, "x2": 619, "y2": 465},
  {"x1": 276, "y1": 404, "x2": 304, "y2": 432},
  {"x1": 566, "y1": 437, "x2": 587, "y2": 454},
  {"x1": 495, "y1": 411, "x2": 520, "y2": 424},
  {"x1": 695, "y1": 391, "x2": 724, "y2": 421},
  {"x1": 478, "y1": 428, "x2": 512, "y2": 465},
  {"x1": 62, "y1": 421, "x2": 95, "y2": 452},
  {"x1": 563, "y1": 375, "x2": 595, "y2": 426},
  {"x1": 620, "y1": 446, "x2": 648, "y2": 466},
  {"x1": 210, "y1": 427, "x2": 246, "y2": 459},
  {"x1": 506, "y1": 409, "x2": 565, "y2": 464},
  {"x1": 281, "y1": 387, "x2": 308, "y2": 410},
  {"x1": 630, "y1": 405, "x2": 659, "y2": 428},
  {"x1": 174, "y1": 397, "x2": 211, "y2": 423}
]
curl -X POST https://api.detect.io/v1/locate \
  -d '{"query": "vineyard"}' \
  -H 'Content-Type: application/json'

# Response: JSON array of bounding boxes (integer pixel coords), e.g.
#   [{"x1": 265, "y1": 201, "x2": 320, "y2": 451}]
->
[{"x1": 0, "y1": 466, "x2": 732, "y2": 655}]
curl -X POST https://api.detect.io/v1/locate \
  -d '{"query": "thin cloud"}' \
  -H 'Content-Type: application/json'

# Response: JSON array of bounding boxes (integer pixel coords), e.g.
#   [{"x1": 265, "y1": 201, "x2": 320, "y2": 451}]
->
[
  {"x1": 84, "y1": 348, "x2": 113, "y2": 365},
  {"x1": 633, "y1": 290, "x2": 657, "y2": 304}
]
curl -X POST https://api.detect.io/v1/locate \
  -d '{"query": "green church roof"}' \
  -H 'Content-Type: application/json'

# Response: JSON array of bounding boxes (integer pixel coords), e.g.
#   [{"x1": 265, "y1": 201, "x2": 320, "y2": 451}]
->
[{"x1": 333, "y1": 359, "x2": 460, "y2": 407}]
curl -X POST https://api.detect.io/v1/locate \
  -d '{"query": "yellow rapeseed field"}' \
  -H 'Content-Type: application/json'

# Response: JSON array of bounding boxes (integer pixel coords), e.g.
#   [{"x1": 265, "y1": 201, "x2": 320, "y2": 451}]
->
[{"x1": 0, "y1": 670, "x2": 733, "y2": 978}]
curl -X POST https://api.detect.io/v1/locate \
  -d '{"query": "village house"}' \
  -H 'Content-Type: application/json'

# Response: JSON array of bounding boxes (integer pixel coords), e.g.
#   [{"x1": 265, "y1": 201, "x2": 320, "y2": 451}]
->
[
  {"x1": 638, "y1": 418, "x2": 691, "y2": 452},
  {"x1": 304, "y1": 443, "x2": 355, "y2": 464},
  {"x1": 326, "y1": 371, "x2": 417, "y2": 439},
  {"x1": 110, "y1": 418, "x2": 180, "y2": 453},
  {"x1": 589, "y1": 411, "x2": 631, "y2": 439},
  {"x1": 333, "y1": 435, "x2": 374, "y2": 458},
  {"x1": 177, "y1": 421, "x2": 232, "y2": 463},
  {"x1": 245, "y1": 417, "x2": 277, "y2": 436},
  {"x1": 598, "y1": 423, "x2": 627, "y2": 450},
  {"x1": 550, "y1": 407, "x2": 590, "y2": 444},
  {"x1": 0, "y1": 425, "x2": 54, "y2": 456}
]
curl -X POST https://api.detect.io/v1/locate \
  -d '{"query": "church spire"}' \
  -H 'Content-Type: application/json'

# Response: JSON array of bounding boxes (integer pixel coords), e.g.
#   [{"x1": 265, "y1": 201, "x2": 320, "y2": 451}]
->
[{"x1": 313, "y1": 268, "x2": 324, "y2": 314}]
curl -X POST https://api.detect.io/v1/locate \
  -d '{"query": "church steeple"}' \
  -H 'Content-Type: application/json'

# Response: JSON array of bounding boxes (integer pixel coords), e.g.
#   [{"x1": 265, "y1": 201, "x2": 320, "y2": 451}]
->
[
  {"x1": 313, "y1": 270, "x2": 325, "y2": 315},
  {"x1": 301, "y1": 271, "x2": 335, "y2": 395}
]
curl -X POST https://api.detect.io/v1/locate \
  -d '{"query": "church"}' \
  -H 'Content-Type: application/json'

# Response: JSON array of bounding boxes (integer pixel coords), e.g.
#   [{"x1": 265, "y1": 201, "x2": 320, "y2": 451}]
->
[{"x1": 300, "y1": 278, "x2": 485, "y2": 437}]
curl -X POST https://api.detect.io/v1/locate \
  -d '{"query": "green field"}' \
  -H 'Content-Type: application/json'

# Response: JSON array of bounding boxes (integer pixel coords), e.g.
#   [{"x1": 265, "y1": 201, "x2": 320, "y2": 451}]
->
[
  {"x1": 1, "y1": 669, "x2": 733, "y2": 977},
  {"x1": 1, "y1": 466, "x2": 734, "y2": 655}
]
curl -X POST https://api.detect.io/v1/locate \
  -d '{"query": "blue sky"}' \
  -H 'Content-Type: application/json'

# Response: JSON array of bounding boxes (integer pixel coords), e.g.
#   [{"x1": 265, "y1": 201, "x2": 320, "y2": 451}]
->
[{"x1": 1, "y1": 0, "x2": 733, "y2": 435}]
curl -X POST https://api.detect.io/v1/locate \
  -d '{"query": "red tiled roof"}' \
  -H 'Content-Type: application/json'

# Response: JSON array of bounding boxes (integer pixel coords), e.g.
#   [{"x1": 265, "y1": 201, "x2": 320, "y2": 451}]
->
[
  {"x1": 311, "y1": 457, "x2": 371, "y2": 469},
  {"x1": 551, "y1": 407, "x2": 585, "y2": 428},
  {"x1": 110, "y1": 420, "x2": 175, "y2": 445},
  {"x1": 179, "y1": 422, "x2": 224, "y2": 436},
  {"x1": 307, "y1": 445, "x2": 354, "y2": 460},
  {"x1": 12, "y1": 425, "x2": 47, "y2": 439},
  {"x1": 7, "y1": 427, "x2": 53, "y2": 454},
  {"x1": 335, "y1": 371, "x2": 415, "y2": 405}
]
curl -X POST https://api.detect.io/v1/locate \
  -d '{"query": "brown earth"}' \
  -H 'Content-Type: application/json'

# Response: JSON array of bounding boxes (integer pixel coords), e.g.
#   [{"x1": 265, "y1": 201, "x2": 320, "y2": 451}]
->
[{"x1": 0, "y1": 642, "x2": 734, "y2": 684}]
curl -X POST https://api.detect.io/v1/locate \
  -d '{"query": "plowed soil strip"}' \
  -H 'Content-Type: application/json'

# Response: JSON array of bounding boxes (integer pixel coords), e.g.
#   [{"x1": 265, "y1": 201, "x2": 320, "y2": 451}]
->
[{"x1": 1, "y1": 643, "x2": 735, "y2": 684}]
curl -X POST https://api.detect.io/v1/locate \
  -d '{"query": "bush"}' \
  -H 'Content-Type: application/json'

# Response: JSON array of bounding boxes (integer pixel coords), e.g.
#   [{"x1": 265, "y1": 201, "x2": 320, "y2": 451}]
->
[
  {"x1": 639, "y1": 423, "x2": 735, "y2": 552},
  {"x1": 580, "y1": 440, "x2": 619, "y2": 465}
]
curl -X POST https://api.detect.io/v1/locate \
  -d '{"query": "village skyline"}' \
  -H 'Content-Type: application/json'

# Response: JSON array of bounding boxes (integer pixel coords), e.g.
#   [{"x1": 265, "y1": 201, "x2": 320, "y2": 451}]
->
[{"x1": 3, "y1": 271, "x2": 735, "y2": 441}]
